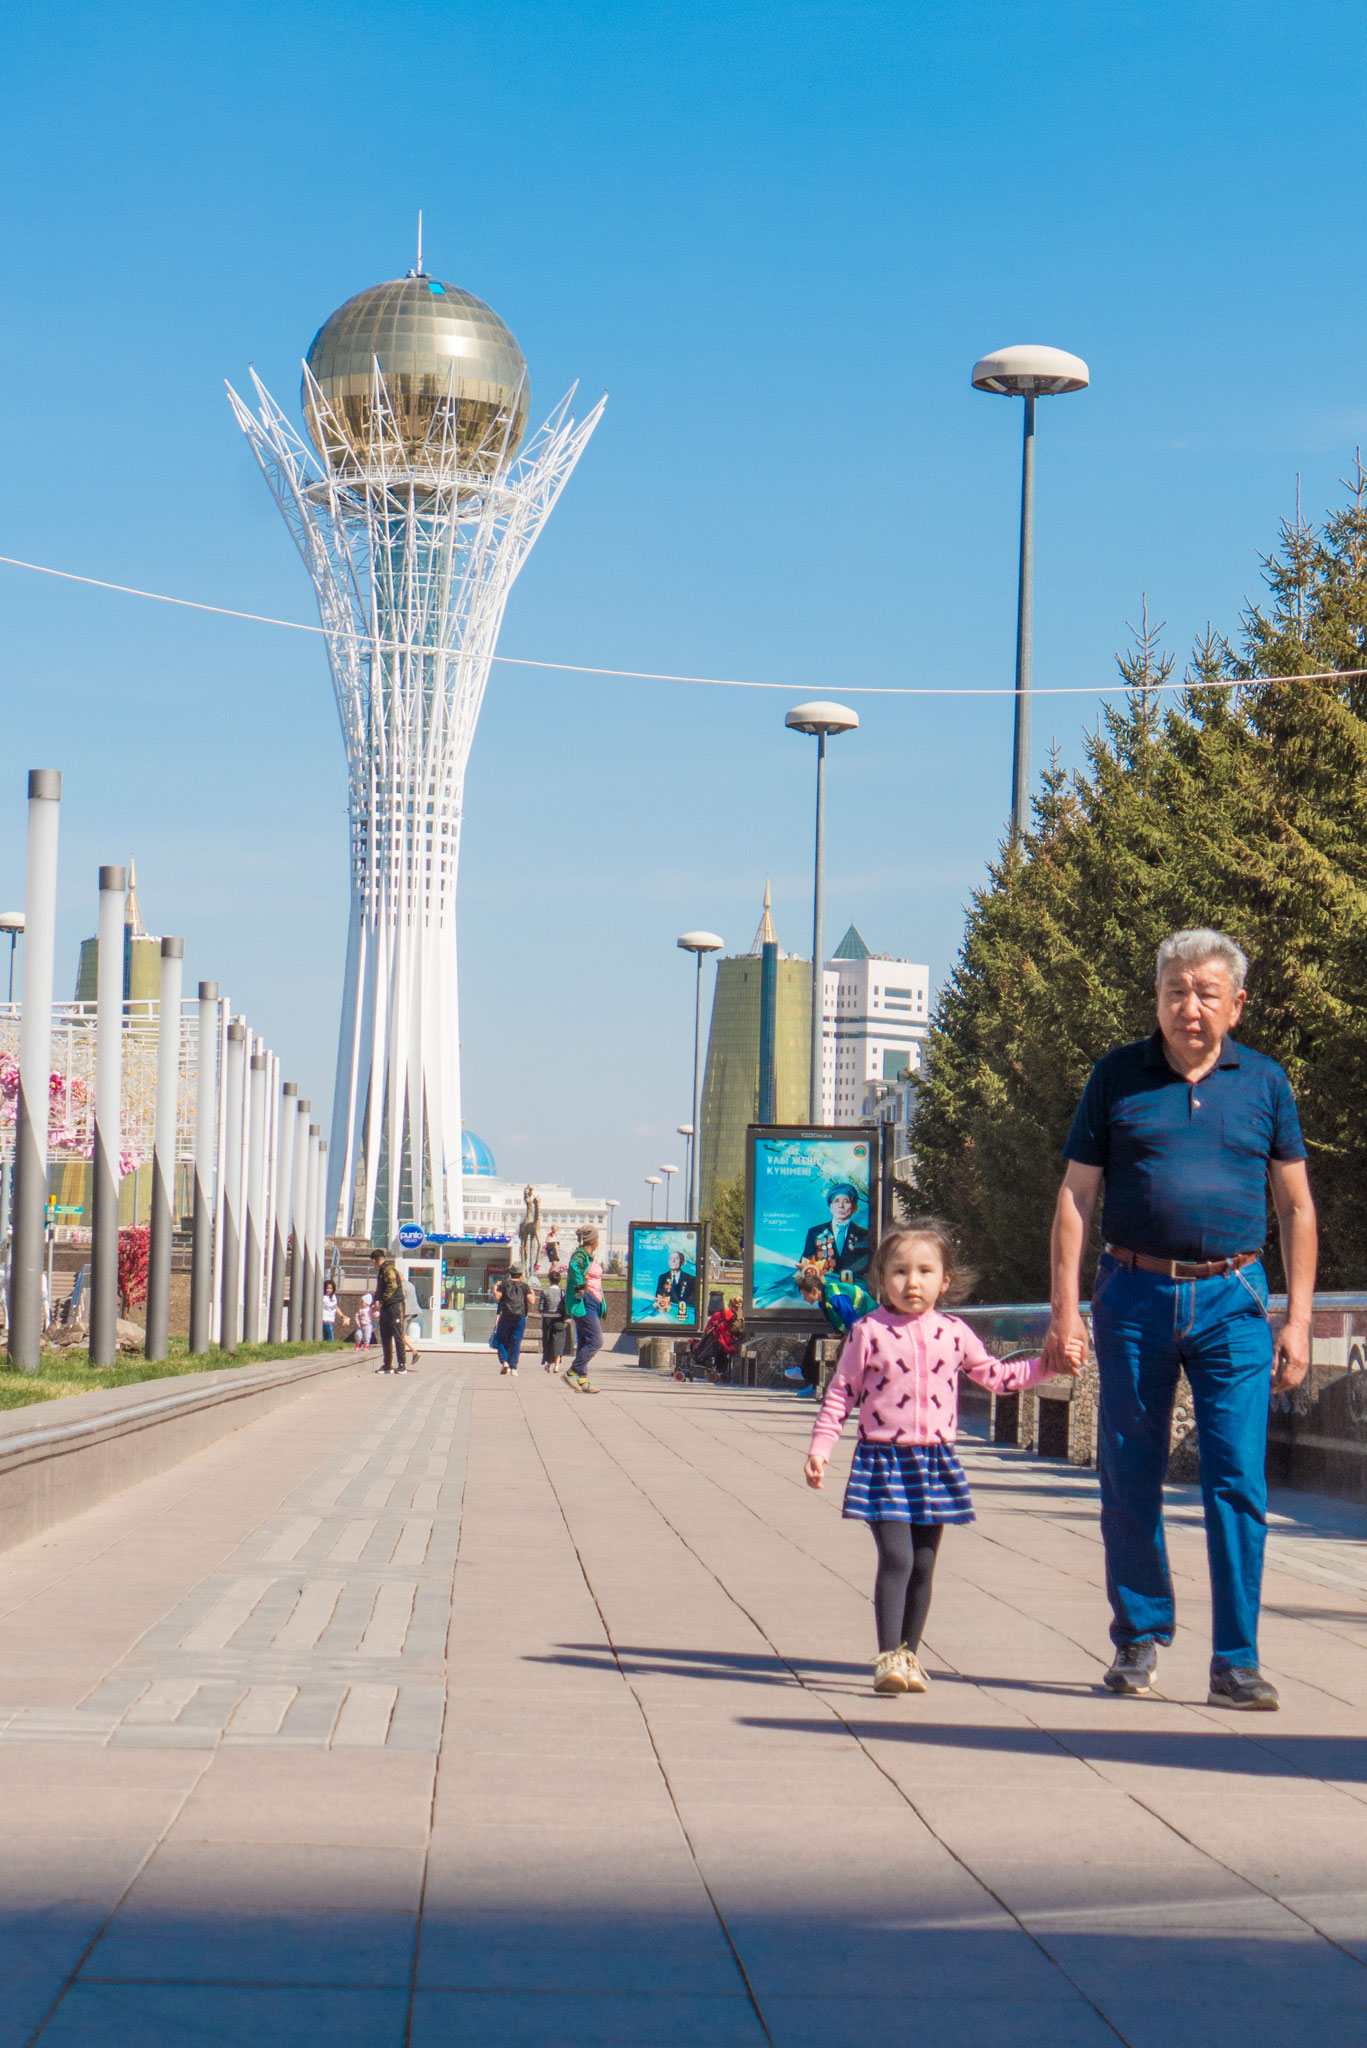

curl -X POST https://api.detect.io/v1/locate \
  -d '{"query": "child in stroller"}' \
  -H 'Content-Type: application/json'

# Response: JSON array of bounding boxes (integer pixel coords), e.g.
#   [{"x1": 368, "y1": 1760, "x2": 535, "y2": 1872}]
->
[{"x1": 677, "y1": 1297, "x2": 744, "y2": 1382}]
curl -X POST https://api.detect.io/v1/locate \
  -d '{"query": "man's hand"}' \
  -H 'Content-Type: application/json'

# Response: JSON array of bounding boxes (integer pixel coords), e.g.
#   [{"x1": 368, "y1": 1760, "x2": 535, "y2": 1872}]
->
[
  {"x1": 1046, "y1": 1329, "x2": 1089, "y2": 1380},
  {"x1": 1042, "y1": 1308, "x2": 1089, "y2": 1380},
  {"x1": 804, "y1": 1453, "x2": 826, "y2": 1490},
  {"x1": 1272, "y1": 1317, "x2": 1311, "y2": 1393}
]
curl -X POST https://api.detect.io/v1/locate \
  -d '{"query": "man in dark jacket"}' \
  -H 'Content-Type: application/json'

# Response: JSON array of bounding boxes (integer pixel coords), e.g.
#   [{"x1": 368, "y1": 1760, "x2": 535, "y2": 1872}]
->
[{"x1": 371, "y1": 1249, "x2": 408, "y2": 1375}]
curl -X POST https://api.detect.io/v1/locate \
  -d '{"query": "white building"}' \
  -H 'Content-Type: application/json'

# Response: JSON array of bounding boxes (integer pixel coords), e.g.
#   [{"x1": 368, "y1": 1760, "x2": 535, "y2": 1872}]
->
[
  {"x1": 459, "y1": 1132, "x2": 609, "y2": 1256},
  {"x1": 820, "y1": 925, "x2": 930, "y2": 1125}
]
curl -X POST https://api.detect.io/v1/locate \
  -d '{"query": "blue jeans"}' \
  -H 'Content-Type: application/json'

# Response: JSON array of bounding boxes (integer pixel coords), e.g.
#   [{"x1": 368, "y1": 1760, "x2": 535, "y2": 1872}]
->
[
  {"x1": 1091, "y1": 1252, "x2": 1274, "y2": 1670},
  {"x1": 572, "y1": 1303, "x2": 603, "y2": 1376},
  {"x1": 495, "y1": 1315, "x2": 526, "y2": 1367}
]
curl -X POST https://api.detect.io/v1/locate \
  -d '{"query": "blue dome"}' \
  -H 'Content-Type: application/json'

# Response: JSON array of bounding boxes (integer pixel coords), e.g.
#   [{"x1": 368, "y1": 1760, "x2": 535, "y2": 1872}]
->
[{"x1": 462, "y1": 1130, "x2": 498, "y2": 1178}]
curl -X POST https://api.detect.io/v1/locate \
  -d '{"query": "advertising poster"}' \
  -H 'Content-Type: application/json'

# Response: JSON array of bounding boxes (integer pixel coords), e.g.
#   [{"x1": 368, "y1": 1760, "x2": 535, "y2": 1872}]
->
[
  {"x1": 626, "y1": 1222, "x2": 703, "y2": 1334},
  {"x1": 746, "y1": 1127, "x2": 875, "y2": 1312}
]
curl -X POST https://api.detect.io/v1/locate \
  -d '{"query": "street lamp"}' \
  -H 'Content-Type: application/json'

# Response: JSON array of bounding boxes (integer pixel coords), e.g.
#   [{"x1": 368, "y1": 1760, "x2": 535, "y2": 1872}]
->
[
  {"x1": 0, "y1": 912, "x2": 23, "y2": 1005},
  {"x1": 785, "y1": 702, "x2": 859, "y2": 1125},
  {"x1": 676, "y1": 931, "x2": 723, "y2": 1219},
  {"x1": 659, "y1": 1163, "x2": 679, "y2": 1221},
  {"x1": 676, "y1": 1124, "x2": 694, "y2": 1218},
  {"x1": 971, "y1": 344, "x2": 1089, "y2": 842},
  {"x1": 645, "y1": 1174, "x2": 662, "y2": 1220},
  {"x1": 605, "y1": 1198, "x2": 620, "y2": 1267}
]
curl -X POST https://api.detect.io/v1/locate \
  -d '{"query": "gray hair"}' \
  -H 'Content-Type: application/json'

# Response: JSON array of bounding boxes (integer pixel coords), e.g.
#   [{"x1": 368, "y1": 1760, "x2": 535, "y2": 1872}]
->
[{"x1": 1155, "y1": 928, "x2": 1249, "y2": 992}]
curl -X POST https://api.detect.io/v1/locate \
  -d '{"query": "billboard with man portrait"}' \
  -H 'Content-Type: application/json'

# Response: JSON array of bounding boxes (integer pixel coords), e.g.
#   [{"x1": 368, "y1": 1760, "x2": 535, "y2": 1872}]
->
[
  {"x1": 744, "y1": 1125, "x2": 878, "y2": 1315},
  {"x1": 626, "y1": 1222, "x2": 706, "y2": 1335}
]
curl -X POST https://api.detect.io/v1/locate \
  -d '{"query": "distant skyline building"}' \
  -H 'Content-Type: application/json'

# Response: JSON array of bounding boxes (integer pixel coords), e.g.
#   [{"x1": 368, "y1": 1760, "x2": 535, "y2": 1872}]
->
[
  {"x1": 460, "y1": 1129, "x2": 608, "y2": 1249},
  {"x1": 73, "y1": 862, "x2": 161, "y2": 1015},
  {"x1": 696, "y1": 889, "x2": 930, "y2": 1218},
  {"x1": 230, "y1": 250, "x2": 603, "y2": 1243}
]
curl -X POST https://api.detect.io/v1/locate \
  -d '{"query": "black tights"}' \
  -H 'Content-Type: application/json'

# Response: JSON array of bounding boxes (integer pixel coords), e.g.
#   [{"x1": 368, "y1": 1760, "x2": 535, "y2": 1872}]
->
[{"x1": 871, "y1": 1521, "x2": 943, "y2": 1653}]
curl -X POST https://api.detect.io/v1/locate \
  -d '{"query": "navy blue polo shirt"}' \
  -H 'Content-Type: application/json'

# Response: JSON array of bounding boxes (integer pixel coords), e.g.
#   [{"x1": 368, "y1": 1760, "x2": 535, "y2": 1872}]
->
[{"x1": 1063, "y1": 1031, "x2": 1306, "y2": 1262}]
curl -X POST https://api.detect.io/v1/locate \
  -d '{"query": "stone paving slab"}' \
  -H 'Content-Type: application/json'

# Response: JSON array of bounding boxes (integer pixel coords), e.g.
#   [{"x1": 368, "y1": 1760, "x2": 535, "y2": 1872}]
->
[{"x1": 1, "y1": 1351, "x2": 1366, "y2": 2043}]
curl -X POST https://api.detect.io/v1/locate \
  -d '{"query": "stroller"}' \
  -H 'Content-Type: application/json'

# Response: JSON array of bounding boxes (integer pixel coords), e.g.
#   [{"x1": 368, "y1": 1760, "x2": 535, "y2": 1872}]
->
[{"x1": 675, "y1": 1297, "x2": 744, "y2": 1383}]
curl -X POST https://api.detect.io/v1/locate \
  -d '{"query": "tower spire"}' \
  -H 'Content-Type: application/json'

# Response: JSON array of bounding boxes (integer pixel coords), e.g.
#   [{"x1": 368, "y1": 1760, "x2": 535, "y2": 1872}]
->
[
  {"x1": 750, "y1": 879, "x2": 778, "y2": 954},
  {"x1": 124, "y1": 858, "x2": 146, "y2": 936}
]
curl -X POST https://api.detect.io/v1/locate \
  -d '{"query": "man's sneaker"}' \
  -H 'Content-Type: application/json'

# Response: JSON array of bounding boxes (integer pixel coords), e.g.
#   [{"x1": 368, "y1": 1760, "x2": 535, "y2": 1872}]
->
[
  {"x1": 873, "y1": 1649, "x2": 909, "y2": 1695},
  {"x1": 1208, "y1": 1665, "x2": 1280, "y2": 1711},
  {"x1": 1103, "y1": 1641, "x2": 1158, "y2": 1696},
  {"x1": 793, "y1": 1385, "x2": 816, "y2": 1398},
  {"x1": 499, "y1": 1363, "x2": 510, "y2": 1376},
  {"x1": 783, "y1": 1365, "x2": 807, "y2": 1381}
]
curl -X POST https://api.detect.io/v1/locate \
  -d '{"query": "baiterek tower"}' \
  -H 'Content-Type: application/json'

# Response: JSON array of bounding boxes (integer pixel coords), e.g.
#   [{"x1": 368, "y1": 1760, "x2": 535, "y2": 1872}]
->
[{"x1": 229, "y1": 256, "x2": 602, "y2": 1242}]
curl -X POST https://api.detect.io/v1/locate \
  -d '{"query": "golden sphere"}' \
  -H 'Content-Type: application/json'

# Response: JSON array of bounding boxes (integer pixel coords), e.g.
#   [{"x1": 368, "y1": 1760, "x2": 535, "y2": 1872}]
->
[{"x1": 303, "y1": 275, "x2": 529, "y2": 475}]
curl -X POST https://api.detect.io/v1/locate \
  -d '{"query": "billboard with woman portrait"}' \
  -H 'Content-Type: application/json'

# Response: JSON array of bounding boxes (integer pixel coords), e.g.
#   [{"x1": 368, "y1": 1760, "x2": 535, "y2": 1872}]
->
[
  {"x1": 744, "y1": 1125, "x2": 877, "y2": 1315},
  {"x1": 626, "y1": 1222, "x2": 706, "y2": 1335}
]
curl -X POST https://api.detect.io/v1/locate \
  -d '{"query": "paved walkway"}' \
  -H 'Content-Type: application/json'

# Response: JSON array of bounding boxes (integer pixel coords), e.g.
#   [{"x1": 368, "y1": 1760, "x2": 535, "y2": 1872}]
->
[{"x1": 2, "y1": 1351, "x2": 1366, "y2": 2046}]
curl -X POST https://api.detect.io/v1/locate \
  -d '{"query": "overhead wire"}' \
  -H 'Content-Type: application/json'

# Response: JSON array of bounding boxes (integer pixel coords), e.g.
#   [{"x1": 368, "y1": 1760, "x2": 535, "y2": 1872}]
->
[{"x1": 2, "y1": 550, "x2": 1366, "y2": 700}]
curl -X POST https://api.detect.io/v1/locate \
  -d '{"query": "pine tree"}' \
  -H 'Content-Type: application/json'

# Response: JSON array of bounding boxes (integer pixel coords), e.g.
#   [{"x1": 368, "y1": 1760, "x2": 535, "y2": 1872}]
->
[{"x1": 912, "y1": 468, "x2": 1367, "y2": 1295}]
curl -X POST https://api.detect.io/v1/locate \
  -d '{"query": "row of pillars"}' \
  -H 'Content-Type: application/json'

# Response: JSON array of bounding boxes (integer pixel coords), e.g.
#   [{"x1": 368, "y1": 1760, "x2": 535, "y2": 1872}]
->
[{"x1": 6, "y1": 770, "x2": 330, "y2": 1374}]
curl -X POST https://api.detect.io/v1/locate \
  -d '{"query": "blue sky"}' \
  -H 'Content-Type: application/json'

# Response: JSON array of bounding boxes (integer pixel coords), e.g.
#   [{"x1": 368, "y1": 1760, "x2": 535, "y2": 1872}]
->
[{"x1": 1, "y1": 1, "x2": 1363, "y2": 1214}]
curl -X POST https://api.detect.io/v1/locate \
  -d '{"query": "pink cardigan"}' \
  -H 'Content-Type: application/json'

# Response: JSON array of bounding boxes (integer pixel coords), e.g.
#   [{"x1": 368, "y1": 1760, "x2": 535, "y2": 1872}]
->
[{"x1": 808, "y1": 1307, "x2": 1051, "y2": 1457}]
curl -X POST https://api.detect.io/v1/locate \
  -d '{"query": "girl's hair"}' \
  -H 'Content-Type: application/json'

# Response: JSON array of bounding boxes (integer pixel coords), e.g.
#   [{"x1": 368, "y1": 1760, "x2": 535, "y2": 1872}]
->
[{"x1": 869, "y1": 1216, "x2": 976, "y2": 1307}]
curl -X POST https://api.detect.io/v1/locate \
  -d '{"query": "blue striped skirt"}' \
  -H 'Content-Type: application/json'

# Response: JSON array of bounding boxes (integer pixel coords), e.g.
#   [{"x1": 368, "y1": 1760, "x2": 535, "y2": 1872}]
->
[{"x1": 842, "y1": 1440, "x2": 974, "y2": 1524}]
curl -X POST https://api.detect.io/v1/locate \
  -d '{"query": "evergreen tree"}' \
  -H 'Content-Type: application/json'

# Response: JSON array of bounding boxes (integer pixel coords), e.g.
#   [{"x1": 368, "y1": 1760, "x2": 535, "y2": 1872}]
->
[{"x1": 912, "y1": 468, "x2": 1367, "y2": 1296}]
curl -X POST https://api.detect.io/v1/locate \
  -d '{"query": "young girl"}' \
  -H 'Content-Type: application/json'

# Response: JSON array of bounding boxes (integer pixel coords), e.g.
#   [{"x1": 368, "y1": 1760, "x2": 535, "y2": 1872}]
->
[
  {"x1": 805, "y1": 1217, "x2": 1082, "y2": 1696},
  {"x1": 354, "y1": 1291, "x2": 374, "y2": 1351}
]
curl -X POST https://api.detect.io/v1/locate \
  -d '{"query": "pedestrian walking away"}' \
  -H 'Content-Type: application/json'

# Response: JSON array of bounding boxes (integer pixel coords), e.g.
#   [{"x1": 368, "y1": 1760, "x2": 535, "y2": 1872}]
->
[
  {"x1": 402, "y1": 1270, "x2": 423, "y2": 1369},
  {"x1": 370, "y1": 1249, "x2": 409, "y2": 1374},
  {"x1": 492, "y1": 1264, "x2": 530, "y2": 1375},
  {"x1": 539, "y1": 1265, "x2": 572, "y2": 1372},
  {"x1": 806, "y1": 1219, "x2": 1082, "y2": 1696},
  {"x1": 1044, "y1": 928, "x2": 1318, "y2": 1710},
  {"x1": 564, "y1": 1227, "x2": 604, "y2": 1392}
]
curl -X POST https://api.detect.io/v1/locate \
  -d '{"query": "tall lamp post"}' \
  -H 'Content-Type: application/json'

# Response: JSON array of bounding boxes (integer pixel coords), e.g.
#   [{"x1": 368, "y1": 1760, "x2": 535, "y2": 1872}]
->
[
  {"x1": 785, "y1": 702, "x2": 859, "y2": 1125},
  {"x1": 676, "y1": 1125, "x2": 693, "y2": 1217},
  {"x1": 971, "y1": 344, "x2": 1089, "y2": 842},
  {"x1": 645, "y1": 1174, "x2": 662, "y2": 1221},
  {"x1": 659, "y1": 1163, "x2": 678, "y2": 1221},
  {"x1": 605, "y1": 1198, "x2": 619, "y2": 1268},
  {"x1": 0, "y1": 912, "x2": 22, "y2": 1004},
  {"x1": 676, "y1": 931, "x2": 722, "y2": 1220}
]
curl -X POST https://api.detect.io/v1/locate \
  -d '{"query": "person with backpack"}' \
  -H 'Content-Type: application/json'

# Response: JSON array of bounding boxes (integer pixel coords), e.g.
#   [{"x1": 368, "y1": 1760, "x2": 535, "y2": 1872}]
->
[
  {"x1": 492, "y1": 1263, "x2": 530, "y2": 1375},
  {"x1": 539, "y1": 1265, "x2": 572, "y2": 1373}
]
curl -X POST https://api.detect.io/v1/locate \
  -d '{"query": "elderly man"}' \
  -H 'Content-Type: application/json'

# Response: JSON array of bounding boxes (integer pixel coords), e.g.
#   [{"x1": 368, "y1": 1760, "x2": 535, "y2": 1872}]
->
[{"x1": 1044, "y1": 929, "x2": 1317, "y2": 1710}]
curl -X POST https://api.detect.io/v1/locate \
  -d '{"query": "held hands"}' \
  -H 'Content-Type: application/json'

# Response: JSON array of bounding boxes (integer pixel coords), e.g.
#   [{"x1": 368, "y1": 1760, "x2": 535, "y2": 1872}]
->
[
  {"x1": 804, "y1": 1453, "x2": 826, "y2": 1490},
  {"x1": 1042, "y1": 1312, "x2": 1089, "y2": 1380}
]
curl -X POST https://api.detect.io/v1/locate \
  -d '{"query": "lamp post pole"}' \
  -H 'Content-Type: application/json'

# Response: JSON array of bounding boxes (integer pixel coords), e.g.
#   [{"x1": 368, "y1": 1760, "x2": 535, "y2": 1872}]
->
[
  {"x1": 645, "y1": 1175, "x2": 661, "y2": 1222},
  {"x1": 145, "y1": 936, "x2": 184, "y2": 1361},
  {"x1": 90, "y1": 865, "x2": 128, "y2": 1369},
  {"x1": 971, "y1": 345, "x2": 1090, "y2": 842},
  {"x1": 189, "y1": 981, "x2": 219, "y2": 1355},
  {"x1": 605, "y1": 1199, "x2": 619, "y2": 1268},
  {"x1": 676, "y1": 932, "x2": 722, "y2": 1220},
  {"x1": 8, "y1": 774, "x2": 60, "y2": 1374},
  {"x1": 676, "y1": 1126, "x2": 693, "y2": 1219},
  {"x1": 659, "y1": 1164, "x2": 678, "y2": 1222},
  {"x1": 785, "y1": 704, "x2": 859, "y2": 1126}
]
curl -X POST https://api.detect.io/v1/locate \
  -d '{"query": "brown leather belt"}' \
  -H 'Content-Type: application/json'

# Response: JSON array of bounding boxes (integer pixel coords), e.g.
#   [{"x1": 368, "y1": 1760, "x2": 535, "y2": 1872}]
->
[{"x1": 1105, "y1": 1245, "x2": 1260, "y2": 1281}]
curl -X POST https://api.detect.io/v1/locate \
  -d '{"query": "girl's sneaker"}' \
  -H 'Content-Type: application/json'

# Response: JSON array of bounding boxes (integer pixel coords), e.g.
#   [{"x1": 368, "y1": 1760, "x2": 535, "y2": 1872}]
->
[
  {"x1": 873, "y1": 1650, "x2": 910, "y2": 1695},
  {"x1": 902, "y1": 1650, "x2": 929, "y2": 1694}
]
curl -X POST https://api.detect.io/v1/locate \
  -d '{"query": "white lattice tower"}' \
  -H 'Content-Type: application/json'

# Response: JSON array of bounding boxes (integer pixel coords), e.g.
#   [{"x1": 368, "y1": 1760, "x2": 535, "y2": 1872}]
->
[{"x1": 228, "y1": 362, "x2": 603, "y2": 1241}]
